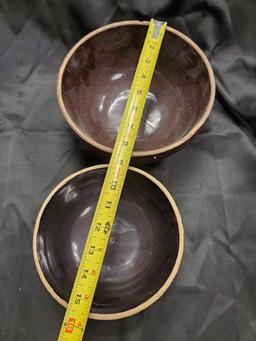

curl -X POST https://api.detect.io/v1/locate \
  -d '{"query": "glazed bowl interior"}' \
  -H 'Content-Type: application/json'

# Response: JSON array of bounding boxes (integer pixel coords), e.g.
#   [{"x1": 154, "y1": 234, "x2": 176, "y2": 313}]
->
[
  {"x1": 34, "y1": 166, "x2": 183, "y2": 319},
  {"x1": 58, "y1": 22, "x2": 214, "y2": 157}
]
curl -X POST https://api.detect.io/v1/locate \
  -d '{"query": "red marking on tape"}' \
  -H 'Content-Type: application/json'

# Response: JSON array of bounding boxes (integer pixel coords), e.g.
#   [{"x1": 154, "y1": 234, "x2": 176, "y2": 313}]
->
[{"x1": 65, "y1": 317, "x2": 76, "y2": 333}]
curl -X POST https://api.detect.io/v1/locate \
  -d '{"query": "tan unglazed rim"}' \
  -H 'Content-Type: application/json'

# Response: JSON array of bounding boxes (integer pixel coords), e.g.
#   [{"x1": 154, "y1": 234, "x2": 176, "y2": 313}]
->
[
  {"x1": 57, "y1": 20, "x2": 215, "y2": 158},
  {"x1": 33, "y1": 164, "x2": 184, "y2": 320}
]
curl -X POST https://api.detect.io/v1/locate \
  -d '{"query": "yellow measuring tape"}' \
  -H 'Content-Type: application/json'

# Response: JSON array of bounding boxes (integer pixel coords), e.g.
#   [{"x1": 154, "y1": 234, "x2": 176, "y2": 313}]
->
[{"x1": 58, "y1": 19, "x2": 167, "y2": 341}]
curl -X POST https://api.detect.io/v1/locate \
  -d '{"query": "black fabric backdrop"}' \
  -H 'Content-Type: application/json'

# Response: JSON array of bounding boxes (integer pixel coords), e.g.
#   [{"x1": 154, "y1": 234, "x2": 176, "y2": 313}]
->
[{"x1": 0, "y1": 0, "x2": 256, "y2": 340}]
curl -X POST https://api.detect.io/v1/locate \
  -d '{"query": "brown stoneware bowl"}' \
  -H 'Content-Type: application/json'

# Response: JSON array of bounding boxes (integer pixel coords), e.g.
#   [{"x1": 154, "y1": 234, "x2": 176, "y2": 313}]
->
[
  {"x1": 33, "y1": 165, "x2": 184, "y2": 320},
  {"x1": 57, "y1": 20, "x2": 215, "y2": 163}
]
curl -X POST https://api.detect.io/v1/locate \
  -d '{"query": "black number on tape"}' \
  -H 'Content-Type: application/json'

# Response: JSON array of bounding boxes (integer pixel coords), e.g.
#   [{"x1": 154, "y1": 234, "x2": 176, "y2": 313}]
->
[
  {"x1": 104, "y1": 221, "x2": 111, "y2": 235},
  {"x1": 105, "y1": 201, "x2": 112, "y2": 209},
  {"x1": 111, "y1": 181, "x2": 117, "y2": 190},
  {"x1": 95, "y1": 223, "x2": 101, "y2": 231},
  {"x1": 89, "y1": 246, "x2": 95, "y2": 255},
  {"x1": 82, "y1": 269, "x2": 89, "y2": 279}
]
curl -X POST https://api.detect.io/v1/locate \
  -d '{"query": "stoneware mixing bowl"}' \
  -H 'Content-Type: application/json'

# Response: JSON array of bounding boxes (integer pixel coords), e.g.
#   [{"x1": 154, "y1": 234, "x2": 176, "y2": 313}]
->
[
  {"x1": 33, "y1": 165, "x2": 184, "y2": 320},
  {"x1": 57, "y1": 20, "x2": 215, "y2": 163}
]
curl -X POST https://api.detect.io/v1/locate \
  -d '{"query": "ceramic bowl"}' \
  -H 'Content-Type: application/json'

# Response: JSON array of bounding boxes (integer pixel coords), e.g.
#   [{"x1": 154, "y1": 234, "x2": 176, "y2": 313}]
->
[
  {"x1": 57, "y1": 20, "x2": 215, "y2": 163},
  {"x1": 33, "y1": 165, "x2": 184, "y2": 320}
]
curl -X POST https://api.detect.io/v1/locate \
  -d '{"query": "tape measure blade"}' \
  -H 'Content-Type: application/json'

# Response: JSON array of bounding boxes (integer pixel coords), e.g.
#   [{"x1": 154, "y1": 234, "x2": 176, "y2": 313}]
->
[{"x1": 58, "y1": 18, "x2": 167, "y2": 341}]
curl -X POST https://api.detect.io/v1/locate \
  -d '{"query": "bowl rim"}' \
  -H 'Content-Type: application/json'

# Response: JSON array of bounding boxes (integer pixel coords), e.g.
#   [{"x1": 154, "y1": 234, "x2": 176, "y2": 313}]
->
[
  {"x1": 33, "y1": 164, "x2": 184, "y2": 320},
  {"x1": 56, "y1": 20, "x2": 215, "y2": 158}
]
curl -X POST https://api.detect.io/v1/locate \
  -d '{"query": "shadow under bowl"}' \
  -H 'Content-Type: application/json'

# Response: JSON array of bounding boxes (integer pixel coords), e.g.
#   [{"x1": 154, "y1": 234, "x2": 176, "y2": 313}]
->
[
  {"x1": 57, "y1": 20, "x2": 215, "y2": 163},
  {"x1": 33, "y1": 165, "x2": 184, "y2": 320}
]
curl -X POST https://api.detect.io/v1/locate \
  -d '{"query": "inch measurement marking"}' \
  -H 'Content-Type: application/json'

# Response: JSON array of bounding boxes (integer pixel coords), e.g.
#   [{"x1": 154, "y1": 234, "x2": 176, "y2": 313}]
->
[{"x1": 58, "y1": 19, "x2": 167, "y2": 341}]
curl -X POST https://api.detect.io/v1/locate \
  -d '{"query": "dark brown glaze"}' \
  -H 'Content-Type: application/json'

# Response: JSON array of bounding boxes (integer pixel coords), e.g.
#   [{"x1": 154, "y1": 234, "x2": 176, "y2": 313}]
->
[
  {"x1": 59, "y1": 22, "x2": 214, "y2": 162},
  {"x1": 35, "y1": 168, "x2": 180, "y2": 315}
]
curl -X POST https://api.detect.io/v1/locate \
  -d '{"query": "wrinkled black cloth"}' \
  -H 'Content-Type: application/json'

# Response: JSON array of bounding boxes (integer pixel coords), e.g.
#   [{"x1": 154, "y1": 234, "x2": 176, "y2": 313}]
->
[{"x1": 0, "y1": 0, "x2": 256, "y2": 340}]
